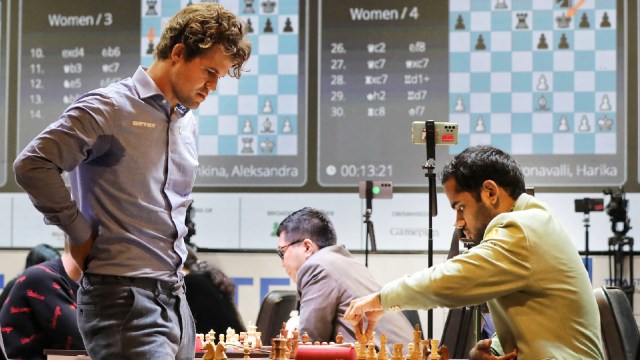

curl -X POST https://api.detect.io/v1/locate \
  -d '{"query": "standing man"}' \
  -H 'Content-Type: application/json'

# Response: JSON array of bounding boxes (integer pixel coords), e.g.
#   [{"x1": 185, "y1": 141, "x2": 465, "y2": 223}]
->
[
  {"x1": 13, "y1": 3, "x2": 251, "y2": 358},
  {"x1": 277, "y1": 207, "x2": 414, "y2": 345},
  {"x1": 344, "y1": 146, "x2": 603, "y2": 360}
]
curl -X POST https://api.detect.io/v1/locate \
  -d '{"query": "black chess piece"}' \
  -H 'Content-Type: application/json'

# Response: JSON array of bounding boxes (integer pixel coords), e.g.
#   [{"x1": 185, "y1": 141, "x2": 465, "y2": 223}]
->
[
  {"x1": 246, "y1": 18, "x2": 254, "y2": 33},
  {"x1": 558, "y1": 33, "x2": 569, "y2": 49},
  {"x1": 283, "y1": 17, "x2": 293, "y2": 32},
  {"x1": 263, "y1": 17, "x2": 274, "y2": 33},
  {"x1": 537, "y1": 33, "x2": 549, "y2": 49},
  {"x1": 579, "y1": 13, "x2": 590, "y2": 28},
  {"x1": 146, "y1": 41, "x2": 155, "y2": 54},
  {"x1": 556, "y1": 0, "x2": 570, "y2": 7},
  {"x1": 475, "y1": 34, "x2": 486, "y2": 50},
  {"x1": 455, "y1": 14, "x2": 465, "y2": 30},
  {"x1": 600, "y1": 12, "x2": 611, "y2": 28}
]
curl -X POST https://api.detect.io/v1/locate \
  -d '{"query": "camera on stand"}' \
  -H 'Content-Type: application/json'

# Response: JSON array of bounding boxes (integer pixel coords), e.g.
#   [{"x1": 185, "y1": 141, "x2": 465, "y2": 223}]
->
[
  {"x1": 604, "y1": 188, "x2": 631, "y2": 237},
  {"x1": 603, "y1": 187, "x2": 634, "y2": 306},
  {"x1": 574, "y1": 198, "x2": 604, "y2": 214}
]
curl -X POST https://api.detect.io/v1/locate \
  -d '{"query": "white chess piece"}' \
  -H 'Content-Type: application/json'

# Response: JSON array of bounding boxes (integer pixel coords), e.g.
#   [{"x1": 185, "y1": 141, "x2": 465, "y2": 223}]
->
[
  {"x1": 454, "y1": 96, "x2": 465, "y2": 112},
  {"x1": 597, "y1": 115, "x2": 613, "y2": 131},
  {"x1": 495, "y1": 0, "x2": 508, "y2": 9},
  {"x1": 242, "y1": 119, "x2": 253, "y2": 133},
  {"x1": 262, "y1": 97, "x2": 273, "y2": 113},
  {"x1": 536, "y1": 74, "x2": 549, "y2": 91},
  {"x1": 475, "y1": 116, "x2": 485, "y2": 132},
  {"x1": 282, "y1": 118, "x2": 293, "y2": 133},
  {"x1": 599, "y1": 94, "x2": 612, "y2": 111},
  {"x1": 557, "y1": 115, "x2": 569, "y2": 132},
  {"x1": 578, "y1": 115, "x2": 591, "y2": 132}
]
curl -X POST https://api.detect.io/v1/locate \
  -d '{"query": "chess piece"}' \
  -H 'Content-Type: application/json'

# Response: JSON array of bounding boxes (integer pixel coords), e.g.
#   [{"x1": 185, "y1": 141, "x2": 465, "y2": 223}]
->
[
  {"x1": 600, "y1": 12, "x2": 611, "y2": 28},
  {"x1": 475, "y1": 116, "x2": 486, "y2": 132},
  {"x1": 262, "y1": 117, "x2": 274, "y2": 133},
  {"x1": 282, "y1": 118, "x2": 293, "y2": 133},
  {"x1": 558, "y1": 33, "x2": 570, "y2": 49},
  {"x1": 421, "y1": 340, "x2": 431, "y2": 360},
  {"x1": 558, "y1": 115, "x2": 570, "y2": 132},
  {"x1": 264, "y1": 18, "x2": 274, "y2": 33},
  {"x1": 273, "y1": 336, "x2": 288, "y2": 360},
  {"x1": 597, "y1": 115, "x2": 613, "y2": 131},
  {"x1": 357, "y1": 340, "x2": 367, "y2": 360},
  {"x1": 214, "y1": 341, "x2": 228, "y2": 360},
  {"x1": 378, "y1": 334, "x2": 389, "y2": 360},
  {"x1": 555, "y1": 14, "x2": 571, "y2": 28},
  {"x1": 391, "y1": 344, "x2": 404, "y2": 360},
  {"x1": 536, "y1": 74, "x2": 549, "y2": 91},
  {"x1": 436, "y1": 345, "x2": 450, "y2": 360},
  {"x1": 538, "y1": 94, "x2": 548, "y2": 111},
  {"x1": 263, "y1": 97, "x2": 273, "y2": 113},
  {"x1": 203, "y1": 342, "x2": 216, "y2": 360},
  {"x1": 243, "y1": 345, "x2": 251, "y2": 359},
  {"x1": 336, "y1": 332, "x2": 344, "y2": 344},
  {"x1": 515, "y1": 13, "x2": 528, "y2": 29},
  {"x1": 242, "y1": 118, "x2": 253, "y2": 133},
  {"x1": 557, "y1": 0, "x2": 570, "y2": 7},
  {"x1": 579, "y1": 13, "x2": 590, "y2": 28},
  {"x1": 145, "y1": 0, "x2": 158, "y2": 16},
  {"x1": 241, "y1": 137, "x2": 254, "y2": 154},
  {"x1": 494, "y1": 0, "x2": 508, "y2": 9},
  {"x1": 366, "y1": 343, "x2": 378, "y2": 360},
  {"x1": 578, "y1": 115, "x2": 591, "y2": 132},
  {"x1": 301, "y1": 332, "x2": 310, "y2": 344},
  {"x1": 412, "y1": 324, "x2": 422, "y2": 359},
  {"x1": 429, "y1": 339, "x2": 440, "y2": 360},
  {"x1": 537, "y1": 33, "x2": 549, "y2": 49},
  {"x1": 475, "y1": 34, "x2": 486, "y2": 50},
  {"x1": 283, "y1": 17, "x2": 294, "y2": 32},
  {"x1": 262, "y1": 0, "x2": 276, "y2": 13},
  {"x1": 600, "y1": 94, "x2": 612, "y2": 111},
  {"x1": 454, "y1": 96, "x2": 465, "y2": 112},
  {"x1": 246, "y1": 18, "x2": 254, "y2": 33},
  {"x1": 146, "y1": 26, "x2": 156, "y2": 54},
  {"x1": 454, "y1": 15, "x2": 465, "y2": 30},
  {"x1": 243, "y1": 0, "x2": 255, "y2": 14},
  {"x1": 260, "y1": 138, "x2": 275, "y2": 154}
]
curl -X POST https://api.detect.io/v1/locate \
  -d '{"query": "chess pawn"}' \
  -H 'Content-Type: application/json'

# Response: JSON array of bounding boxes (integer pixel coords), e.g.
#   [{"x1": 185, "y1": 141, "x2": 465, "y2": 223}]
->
[
  {"x1": 242, "y1": 119, "x2": 253, "y2": 133},
  {"x1": 600, "y1": 94, "x2": 612, "y2": 111},
  {"x1": 391, "y1": 344, "x2": 404, "y2": 360},
  {"x1": 208, "y1": 330, "x2": 216, "y2": 345},
  {"x1": 406, "y1": 343, "x2": 415, "y2": 360},
  {"x1": 283, "y1": 17, "x2": 294, "y2": 32},
  {"x1": 600, "y1": 12, "x2": 611, "y2": 28},
  {"x1": 301, "y1": 331, "x2": 310, "y2": 344},
  {"x1": 558, "y1": 115, "x2": 570, "y2": 132},
  {"x1": 454, "y1": 15, "x2": 465, "y2": 30},
  {"x1": 537, "y1": 33, "x2": 549, "y2": 49},
  {"x1": 536, "y1": 74, "x2": 549, "y2": 91},
  {"x1": 475, "y1": 34, "x2": 486, "y2": 50},
  {"x1": 264, "y1": 17, "x2": 274, "y2": 33},
  {"x1": 579, "y1": 13, "x2": 590, "y2": 28},
  {"x1": 454, "y1": 96, "x2": 465, "y2": 112},
  {"x1": 336, "y1": 332, "x2": 344, "y2": 344},
  {"x1": 579, "y1": 115, "x2": 591, "y2": 132},
  {"x1": 282, "y1": 118, "x2": 293, "y2": 133},
  {"x1": 475, "y1": 116, "x2": 486, "y2": 132},
  {"x1": 263, "y1": 97, "x2": 273, "y2": 113},
  {"x1": 558, "y1": 33, "x2": 570, "y2": 49}
]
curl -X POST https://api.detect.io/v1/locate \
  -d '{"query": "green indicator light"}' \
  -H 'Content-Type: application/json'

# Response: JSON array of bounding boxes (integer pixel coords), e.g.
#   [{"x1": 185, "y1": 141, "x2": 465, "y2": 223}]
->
[{"x1": 372, "y1": 186, "x2": 381, "y2": 195}]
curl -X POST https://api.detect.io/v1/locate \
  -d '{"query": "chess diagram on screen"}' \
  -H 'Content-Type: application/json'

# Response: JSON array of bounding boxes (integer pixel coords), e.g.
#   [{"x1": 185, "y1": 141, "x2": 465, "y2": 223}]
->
[
  {"x1": 141, "y1": 0, "x2": 300, "y2": 157},
  {"x1": 449, "y1": 0, "x2": 618, "y2": 156}
]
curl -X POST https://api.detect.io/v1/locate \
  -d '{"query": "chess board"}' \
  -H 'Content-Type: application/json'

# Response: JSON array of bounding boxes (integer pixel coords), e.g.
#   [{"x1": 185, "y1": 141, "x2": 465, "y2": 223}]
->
[
  {"x1": 141, "y1": 0, "x2": 301, "y2": 156},
  {"x1": 448, "y1": 0, "x2": 618, "y2": 155}
]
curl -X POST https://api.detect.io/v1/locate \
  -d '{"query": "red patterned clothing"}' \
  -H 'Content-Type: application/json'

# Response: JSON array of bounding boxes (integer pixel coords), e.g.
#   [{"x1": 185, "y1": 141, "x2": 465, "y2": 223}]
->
[{"x1": 0, "y1": 257, "x2": 83, "y2": 359}]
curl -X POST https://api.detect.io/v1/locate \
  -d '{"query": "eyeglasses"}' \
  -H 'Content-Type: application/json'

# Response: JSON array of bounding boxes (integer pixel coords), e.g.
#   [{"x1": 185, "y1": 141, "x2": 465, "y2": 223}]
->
[{"x1": 276, "y1": 239, "x2": 305, "y2": 260}]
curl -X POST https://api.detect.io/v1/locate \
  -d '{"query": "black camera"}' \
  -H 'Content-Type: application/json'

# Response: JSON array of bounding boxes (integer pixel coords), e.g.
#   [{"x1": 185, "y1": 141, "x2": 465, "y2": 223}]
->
[
  {"x1": 574, "y1": 198, "x2": 604, "y2": 213},
  {"x1": 604, "y1": 187, "x2": 631, "y2": 237}
]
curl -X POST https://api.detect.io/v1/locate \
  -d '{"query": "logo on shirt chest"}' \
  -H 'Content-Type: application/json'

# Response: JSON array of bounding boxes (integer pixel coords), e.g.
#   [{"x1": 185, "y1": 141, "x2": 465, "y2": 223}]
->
[{"x1": 132, "y1": 121, "x2": 156, "y2": 128}]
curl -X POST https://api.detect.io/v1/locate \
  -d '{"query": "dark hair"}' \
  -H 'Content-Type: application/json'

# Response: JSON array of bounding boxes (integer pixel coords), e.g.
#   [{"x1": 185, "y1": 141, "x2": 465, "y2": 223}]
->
[
  {"x1": 441, "y1": 145, "x2": 526, "y2": 201},
  {"x1": 154, "y1": 2, "x2": 252, "y2": 78},
  {"x1": 184, "y1": 245, "x2": 235, "y2": 298},
  {"x1": 276, "y1": 207, "x2": 337, "y2": 249},
  {"x1": 25, "y1": 243, "x2": 60, "y2": 268}
]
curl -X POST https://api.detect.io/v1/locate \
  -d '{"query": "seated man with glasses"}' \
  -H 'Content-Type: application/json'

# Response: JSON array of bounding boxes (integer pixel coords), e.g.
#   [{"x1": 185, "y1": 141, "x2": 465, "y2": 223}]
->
[{"x1": 276, "y1": 207, "x2": 413, "y2": 345}]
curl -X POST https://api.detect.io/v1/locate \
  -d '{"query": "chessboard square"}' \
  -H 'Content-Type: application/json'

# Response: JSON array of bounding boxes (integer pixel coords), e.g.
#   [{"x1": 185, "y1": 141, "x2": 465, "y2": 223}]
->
[
  {"x1": 510, "y1": 134, "x2": 533, "y2": 154},
  {"x1": 595, "y1": 71, "x2": 616, "y2": 91},
  {"x1": 532, "y1": 52, "x2": 553, "y2": 71},
  {"x1": 574, "y1": 92, "x2": 595, "y2": 112},
  {"x1": 470, "y1": 93, "x2": 491, "y2": 113},
  {"x1": 574, "y1": 51, "x2": 596, "y2": 70},
  {"x1": 470, "y1": 52, "x2": 491, "y2": 72},
  {"x1": 450, "y1": 113, "x2": 471, "y2": 133},
  {"x1": 530, "y1": 134, "x2": 552, "y2": 154},
  {"x1": 512, "y1": 113, "x2": 532, "y2": 133},
  {"x1": 218, "y1": 1, "x2": 239, "y2": 14},
  {"x1": 451, "y1": 52, "x2": 471, "y2": 72},
  {"x1": 490, "y1": 12, "x2": 512, "y2": 32},
  {"x1": 596, "y1": 30, "x2": 617, "y2": 50},
  {"x1": 218, "y1": 96, "x2": 239, "y2": 115},
  {"x1": 574, "y1": 71, "x2": 596, "y2": 91},
  {"x1": 553, "y1": 92, "x2": 575, "y2": 112},
  {"x1": 595, "y1": 50, "x2": 616, "y2": 70},
  {"x1": 450, "y1": 73, "x2": 471, "y2": 92},
  {"x1": 238, "y1": 75, "x2": 259, "y2": 94},
  {"x1": 278, "y1": 15, "x2": 299, "y2": 35},
  {"x1": 259, "y1": 55, "x2": 278, "y2": 74},
  {"x1": 574, "y1": 31, "x2": 596, "y2": 51},
  {"x1": 490, "y1": 113, "x2": 512, "y2": 133},
  {"x1": 553, "y1": 134, "x2": 574, "y2": 154},
  {"x1": 511, "y1": 93, "x2": 533, "y2": 113},
  {"x1": 217, "y1": 116, "x2": 239, "y2": 135},
  {"x1": 511, "y1": 72, "x2": 532, "y2": 91},
  {"x1": 469, "y1": 134, "x2": 492, "y2": 147},
  {"x1": 277, "y1": 95, "x2": 298, "y2": 115},
  {"x1": 533, "y1": 10, "x2": 554, "y2": 29},
  {"x1": 490, "y1": 32, "x2": 512, "y2": 51},
  {"x1": 595, "y1": 10, "x2": 616, "y2": 29},
  {"x1": 511, "y1": 52, "x2": 533, "y2": 72},
  {"x1": 217, "y1": 135, "x2": 239, "y2": 155},
  {"x1": 450, "y1": 32, "x2": 472, "y2": 52},
  {"x1": 278, "y1": 0, "x2": 300, "y2": 14},
  {"x1": 276, "y1": 135, "x2": 297, "y2": 155},
  {"x1": 450, "y1": 138, "x2": 470, "y2": 155},
  {"x1": 196, "y1": 115, "x2": 217, "y2": 135},
  {"x1": 277, "y1": 75, "x2": 297, "y2": 95},
  {"x1": 450, "y1": 0, "x2": 471, "y2": 12},
  {"x1": 470, "y1": 12, "x2": 492, "y2": 31},
  {"x1": 492, "y1": 93, "x2": 512, "y2": 112},
  {"x1": 257, "y1": 35, "x2": 279, "y2": 55},
  {"x1": 278, "y1": 54, "x2": 298, "y2": 75},
  {"x1": 596, "y1": 92, "x2": 616, "y2": 111},
  {"x1": 490, "y1": 72, "x2": 512, "y2": 92},
  {"x1": 198, "y1": 95, "x2": 219, "y2": 115},
  {"x1": 218, "y1": 77, "x2": 240, "y2": 95},
  {"x1": 594, "y1": 133, "x2": 616, "y2": 154},
  {"x1": 512, "y1": 32, "x2": 533, "y2": 51},
  {"x1": 470, "y1": 3, "x2": 491, "y2": 12},
  {"x1": 242, "y1": 53, "x2": 259, "y2": 76},
  {"x1": 491, "y1": 52, "x2": 512, "y2": 72},
  {"x1": 554, "y1": 72, "x2": 574, "y2": 91},
  {"x1": 238, "y1": 95, "x2": 259, "y2": 115},
  {"x1": 258, "y1": 75, "x2": 279, "y2": 94},
  {"x1": 278, "y1": 34, "x2": 299, "y2": 54},
  {"x1": 197, "y1": 135, "x2": 218, "y2": 156},
  {"x1": 553, "y1": 51, "x2": 575, "y2": 71},
  {"x1": 532, "y1": 113, "x2": 553, "y2": 133},
  {"x1": 531, "y1": 2, "x2": 553, "y2": 10},
  {"x1": 491, "y1": 135, "x2": 512, "y2": 152},
  {"x1": 471, "y1": 73, "x2": 491, "y2": 92}
]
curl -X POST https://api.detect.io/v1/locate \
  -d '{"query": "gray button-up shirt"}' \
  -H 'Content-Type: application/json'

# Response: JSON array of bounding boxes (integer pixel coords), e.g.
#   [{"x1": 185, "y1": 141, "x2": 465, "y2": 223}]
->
[{"x1": 14, "y1": 67, "x2": 198, "y2": 282}]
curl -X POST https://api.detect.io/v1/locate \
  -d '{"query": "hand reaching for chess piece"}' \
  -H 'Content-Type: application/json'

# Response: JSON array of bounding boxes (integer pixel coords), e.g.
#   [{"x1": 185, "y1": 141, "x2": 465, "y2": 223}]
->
[
  {"x1": 344, "y1": 292, "x2": 385, "y2": 344},
  {"x1": 469, "y1": 339, "x2": 517, "y2": 360}
]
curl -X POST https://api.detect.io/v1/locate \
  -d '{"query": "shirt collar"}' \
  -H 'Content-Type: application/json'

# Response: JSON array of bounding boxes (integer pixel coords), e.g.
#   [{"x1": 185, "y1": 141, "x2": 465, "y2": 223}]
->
[{"x1": 132, "y1": 66, "x2": 164, "y2": 100}]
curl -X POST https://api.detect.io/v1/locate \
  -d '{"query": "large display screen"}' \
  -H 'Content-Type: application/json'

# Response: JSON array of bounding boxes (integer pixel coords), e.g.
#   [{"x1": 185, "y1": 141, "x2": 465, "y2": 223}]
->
[{"x1": 0, "y1": 0, "x2": 7, "y2": 186}]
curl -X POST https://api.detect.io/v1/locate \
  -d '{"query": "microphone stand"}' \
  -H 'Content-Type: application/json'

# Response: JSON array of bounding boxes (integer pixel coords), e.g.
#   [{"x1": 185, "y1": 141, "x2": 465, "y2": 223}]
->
[
  {"x1": 422, "y1": 120, "x2": 438, "y2": 339},
  {"x1": 363, "y1": 180, "x2": 377, "y2": 267},
  {"x1": 581, "y1": 204, "x2": 591, "y2": 273}
]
